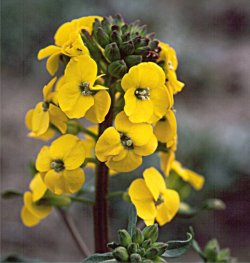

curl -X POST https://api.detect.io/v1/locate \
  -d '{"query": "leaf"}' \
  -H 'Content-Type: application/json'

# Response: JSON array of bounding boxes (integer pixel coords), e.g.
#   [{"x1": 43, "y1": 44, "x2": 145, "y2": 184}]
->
[
  {"x1": 0, "y1": 254, "x2": 44, "y2": 262},
  {"x1": 1, "y1": 190, "x2": 23, "y2": 199},
  {"x1": 81, "y1": 253, "x2": 114, "y2": 263},
  {"x1": 162, "y1": 233, "x2": 193, "y2": 259},
  {"x1": 127, "y1": 203, "x2": 137, "y2": 236}
]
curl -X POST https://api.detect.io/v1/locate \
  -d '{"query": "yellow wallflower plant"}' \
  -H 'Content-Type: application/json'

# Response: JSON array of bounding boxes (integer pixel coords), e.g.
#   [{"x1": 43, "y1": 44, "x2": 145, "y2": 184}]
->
[
  {"x1": 37, "y1": 16, "x2": 101, "y2": 76},
  {"x1": 95, "y1": 111, "x2": 158, "y2": 172},
  {"x1": 129, "y1": 167, "x2": 180, "y2": 226},
  {"x1": 58, "y1": 55, "x2": 111, "y2": 122},
  {"x1": 25, "y1": 77, "x2": 68, "y2": 140},
  {"x1": 36, "y1": 134, "x2": 86, "y2": 195}
]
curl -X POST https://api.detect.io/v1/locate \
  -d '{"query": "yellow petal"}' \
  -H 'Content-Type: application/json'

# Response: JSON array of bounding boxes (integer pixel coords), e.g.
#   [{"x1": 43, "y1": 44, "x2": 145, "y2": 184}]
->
[
  {"x1": 106, "y1": 150, "x2": 142, "y2": 172},
  {"x1": 43, "y1": 77, "x2": 57, "y2": 101},
  {"x1": 133, "y1": 134, "x2": 158, "y2": 156},
  {"x1": 49, "y1": 134, "x2": 85, "y2": 170},
  {"x1": 36, "y1": 146, "x2": 52, "y2": 172},
  {"x1": 49, "y1": 104, "x2": 68, "y2": 134},
  {"x1": 55, "y1": 21, "x2": 74, "y2": 47},
  {"x1": 55, "y1": 76, "x2": 66, "y2": 92},
  {"x1": 154, "y1": 110, "x2": 177, "y2": 143},
  {"x1": 129, "y1": 178, "x2": 157, "y2": 220},
  {"x1": 47, "y1": 51, "x2": 62, "y2": 76},
  {"x1": 24, "y1": 192, "x2": 52, "y2": 219},
  {"x1": 95, "y1": 127, "x2": 123, "y2": 162},
  {"x1": 78, "y1": 16, "x2": 103, "y2": 35},
  {"x1": 29, "y1": 173, "x2": 47, "y2": 202},
  {"x1": 143, "y1": 167, "x2": 166, "y2": 201},
  {"x1": 44, "y1": 168, "x2": 85, "y2": 195},
  {"x1": 32, "y1": 102, "x2": 50, "y2": 135},
  {"x1": 28, "y1": 128, "x2": 55, "y2": 141},
  {"x1": 64, "y1": 55, "x2": 97, "y2": 86},
  {"x1": 25, "y1": 109, "x2": 34, "y2": 131},
  {"x1": 21, "y1": 206, "x2": 40, "y2": 227},
  {"x1": 160, "y1": 151, "x2": 175, "y2": 177},
  {"x1": 37, "y1": 45, "x2": 61, "y2": 60},
  {"x1": 156, "y1": 189, "x2": 180, "y2": 226},
  {"x1": 85, "y1": 90, "x2": 111, "y2": 123}
]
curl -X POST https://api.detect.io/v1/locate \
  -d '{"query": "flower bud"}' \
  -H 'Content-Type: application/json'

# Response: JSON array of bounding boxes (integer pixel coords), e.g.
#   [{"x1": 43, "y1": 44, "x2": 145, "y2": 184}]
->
[
  {"x1": 127, "y1": 242, "x2": 138, "y2": 254},
  {"x1": 113, "y1": 247, "x2": 129, "y2": 262},
  {"x1": 124, "y1": 55, "x2": 142, "y2": 68},
  {"x1": 66, "y1": 120, "x2": 81, "y2": 135},
  {"x1": 120, "y1": 40, "x2": 135, "y2": 55},
  {"x1": 122, "y1": 32, "x2": 131, "y2": 42},
  {"x1": 96, "y1": 27, "x2": 110, "y2": 48},
  {"x1": 101, "y1": 17, "x2": 112, "y2": 34},
  {"x1": 134, "y1": 46, "x2": 151, "y2": 56},
  {"x1": 137, "y1": 25, "x2": 147, "y2": 36},
  {"x1": 136, "y1": 37, "x2": 150, "y2": 48},
  {"x1": 132, "y1": 35, "x2": 142, "y2": 48},
  {"x1": 142, "y1": 239, "x2": 152, "y2": 249},
  {"x1": 142, "y1": 260, "x2": 153, "y2": 263},
  {"x1": 121, "y1": 23, "x2": 129, "y2": 34},
  {"x1": 152, "y1": 256, "x2": 167, "y2": 263},
  {"x1": 110, "y1": 30, "x2": 122, "y2": 45},
  {"x1": 111, "y1": 25, "x2": 121, "y2": 35},
  {"x1": 145, "y1": 247, "x2": 160, "y2": 260},
  {"x1": 107, "y1": 241, "x2": 120, "y2": 249},
  {"x1": 113, "y1": 13, "x2": 124, "y2": 27},
  {"x1": 142, "y1": 224, "x2": 159, "y2": 243},
  {"x1": 118, "y1": 229, "x2": 132, "y2": 247},
  {"x1": 151, "y1": 243, "x2": 168, "y2": 256},
  {"x1": 137, "y1": 248, "x2": 145, "y2": 257},
  {"x1": 146, "y1": 32, "x2": 156, "y2": 40},
  {"x1": 122, "y1": 192, "x2": 131, "y2": 203},
  {"x1": 132, "y1": 228, "x2": 144, "y2": 244},
  {"x1": 108, "y1": 60, "x2": 128, "y2": 79},
  {"x1": 205, "y1": 239, "x2": 220, "y2": 262},
  {"x1": 104, "y1": 42, "x2": 121, "y2": 61},
  {"x1": 130, "y1": 253, "x2": 142, "y2": 262},
  {"x1": 148, "y1": 40, "x2": 159, "y2": 50}
]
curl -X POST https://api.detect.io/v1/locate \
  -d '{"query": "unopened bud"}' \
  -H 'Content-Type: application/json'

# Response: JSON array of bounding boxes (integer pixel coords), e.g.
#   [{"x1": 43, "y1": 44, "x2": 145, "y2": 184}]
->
[
  {"x1": 120, "y1": 40, "x2": 135, "y2": 55},
  {"x1": 151, "y1": 243, "x2": 168, "y2": 256},
  {"x1": 110, "y1": 30, "x2": 122, "y2": 45},
  {"x1": 137, "y1": 248, "x2": 145, "y2": 257},
  {"x1": 142, "y1": 239, "x2": 152, "y2": 249},
  {"x1": 114, "y1": 13, "x2": 124, "y2": 27},
  {"x1": 96, "y1": 27, "x2": 110, "y2": 48},
  {"x1": 145, "y1": 247, "x2": 159, "y2": 259},
  {"x1": 127, "y1": 242, "x2": 138, "y2": 254},
  {"x1": 104, "y1": 42, "x2": 121, "y2": 62},
  {"x1": 205, "y1": 239, "x2": 220, "y2": 262},
  {"x1": 132, "y1": 228, "x2": 144, "y2": 244},
  {"x1": 113, "y1": 247, "x2": 129, "y2": 262},
  {"x1": 108, "y1": 60, "x2": 128, "y2": 79},
  {"x1": 122, "y1": 192, "x2": 131, "y2": 203},
  {"x1": 137, "y1": 25, "x2": 147, "y2": 36},
  {"x1": 152, "y1": 256, "x2": 167, "y2": 263},
  {"x1": 146, "y1": 32, "x2": 156, "y2": 40},
  {"x1": 205, "y1": 199, "x2": 226, "y2": 210},
  {"x1": 66, "y1": 120, "x2": 81, "y2": 135},
  {"x1": 111, "y1": 25, "x2": 121, "y2": 35},
  {"x1": 118, "y1": 229, "x2": 132, "y2": 247},
  {"x1": 124, "y1": 55, "x2": 142, "y2": 68},
  {"x1": 122, "y1": 32, "x2": 131, "y2": 42},
  {"x1": 142, "y1": 259, "x2": 154, "y2": 263},
  {"x1": 137, "y1": 37, "x2": 150, "y2": 48},
  {"x1": 134, "y1": 46, "x2": 151, "y2": 56},
  {"x1": 121, "y1": 23, "x2": 129, "y2": 34},
  {"x1": 130, "y1": 253, "x2": 142, "y2": 262},
  {"x1": 148, "y1": 40, "x2": 159, "y2": 50},
  {"x1": 101, "y1": 17, "x2": 112, "y2": 34},
  {"x1": 142, "y1": 224, "x2": 158, "y2": 243}
]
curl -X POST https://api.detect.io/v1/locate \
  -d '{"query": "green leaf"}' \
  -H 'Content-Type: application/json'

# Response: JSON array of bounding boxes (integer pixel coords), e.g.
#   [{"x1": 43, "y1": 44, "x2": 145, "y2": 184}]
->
[
  {"x1": 1, "y1": 254, "x2": 44, "y2": 262},
  {"x1": 1, "y1": 190, "x2": 23, "y2": 199},
  {"x1": 127, "y1": 203, "x2": 137, "y2": 236},
  {"x1": 81, "y1": 252, "x2": 114, "y2": 263},
  {"x1": 162, "y1": 233, "x2": 193, "y2": 259}
]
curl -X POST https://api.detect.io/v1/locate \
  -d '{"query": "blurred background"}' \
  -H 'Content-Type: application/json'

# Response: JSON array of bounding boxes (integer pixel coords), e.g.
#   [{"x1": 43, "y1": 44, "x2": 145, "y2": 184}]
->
[{"x1": 1, "y1": 0, "x2": 250, "y2": 262}]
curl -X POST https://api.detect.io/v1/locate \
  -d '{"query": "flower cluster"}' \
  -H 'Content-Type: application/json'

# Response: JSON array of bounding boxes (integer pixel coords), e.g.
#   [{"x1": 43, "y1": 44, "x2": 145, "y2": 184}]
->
[{"x1": 22, "y1": 13, "x2": 204, "y2": 228}]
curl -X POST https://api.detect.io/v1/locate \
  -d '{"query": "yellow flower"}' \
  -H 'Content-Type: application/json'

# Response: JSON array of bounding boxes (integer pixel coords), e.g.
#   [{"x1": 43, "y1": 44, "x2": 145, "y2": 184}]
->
[
  {"x1": 154, "y1": 109, "x2": 177, "y2": 146},
  {"x1": 161, "y1": 152, "x2": 205, "y2": 190},
  {"x1": 37, "y1": 16, "x2": 102, "y2": 76},
  {"x1": 121, "y1": 62, "x2": 173, "y2": 123},
  {"x1": 36, "y1": 134, "x2": 86, "y2": 195},
  {"x1": 95, "y1": 111, "x2": 158, "y2": 172},
  {"x1": 21, "y1": 174, "x2": 52, "y2": 227},
  {"x1": 58, "y1": 55, "x2": 111, "y2": 122},
  {"x1": 158, "y1": 42, "x2": 184, "y2": 94},
  {"x1": 26, "y1": 77, "x2": 68, "y2": 139},
  {"x1": 129, "y1": 167, "x2": 180, "y2": 226}
]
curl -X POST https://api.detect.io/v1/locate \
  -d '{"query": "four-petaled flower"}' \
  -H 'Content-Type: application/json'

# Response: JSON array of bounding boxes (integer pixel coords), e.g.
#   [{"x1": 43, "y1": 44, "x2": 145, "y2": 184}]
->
[
  {"x1": 95, "y1": 111, "x2": 158, "y2": 172},
  {"x1": 58, "y1": 55, "x2": 111, "y2": 123},
  {"x1": 36, "y1": 134, "x2": 86, "y2": 195},
  {"x1": 129, "y1": 167, "x2": 180, "y2": 226}
]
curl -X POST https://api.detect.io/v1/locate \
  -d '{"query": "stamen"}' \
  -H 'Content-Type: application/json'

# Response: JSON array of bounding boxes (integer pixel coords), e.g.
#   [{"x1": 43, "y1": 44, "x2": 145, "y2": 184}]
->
[
  {"x1": 119, "y1": 132, "x2": 134, "y2": 149},
  {"x1": 134, "y1": 88, "x2": 151, "y2": 101},
  {"x1": 155, "y1": 194, "x2": 165, "y2": 206},
  {"x1": 51, "y1": 159, "x2": 65, "y2": 172}
]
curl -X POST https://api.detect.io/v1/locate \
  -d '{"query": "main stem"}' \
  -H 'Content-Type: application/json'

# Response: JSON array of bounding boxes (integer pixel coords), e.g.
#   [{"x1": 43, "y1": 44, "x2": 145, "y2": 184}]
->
[{"x1": 93, "y1": 74, "x2": 115, "y2": 253}]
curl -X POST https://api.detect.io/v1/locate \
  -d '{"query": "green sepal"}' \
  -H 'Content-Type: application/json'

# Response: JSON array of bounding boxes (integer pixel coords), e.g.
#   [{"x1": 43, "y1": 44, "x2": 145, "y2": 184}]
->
[
  {"x1": 161, "y1": 233, "x2": 193, "y2": 259},
  {"x1": 108, "y1": 60, "x2": 127, "y2": 79},
  {"x1": 142, "y1": 239, "x2": 152, "y2": 250},
  {"x1": 96, "y1": 27, "x2": 110, "y2": 48},
  {"x1": 110, "y1": 30, "x2": 122, "y2": 45},
  {"x1": 37, "y1": 191, "x2": 71, "y2": 207},
  {"x1": 118, "y1": 230, "x2": 132, "y2": 248},
  {"x1": 124, "y1": 55, "x2": 142, "y2": 68},
  {"x1": 81, "y1": 252, "x2": 114, "y2": 263},
  {"x1": 113, "y1": 247, "x2": 129, "y2": 262},
  {"x1": 145, "y1": 247, "x2": 159, "y2": 260},
  {"x1": 119, "y1": 40, "x2": 135, "y2": 55},
  {"x1": 132, "y1": 228, "x2": 144, "y2": 245},
  {"x1": 107, "y1": 242, "x2": 120, "y2": 250},
  {"x1": 142, "y1": 224, "x2": 158, "y2": 243},
  {"x1": 130, "y1": 253, "x2": 142, "y2": 262},
  {"x1": 104, "y1": 42, "x2": 121, "y2": 62},
  {"x1": 127, "y1": 243, "x2": 138, "y2": 255},
  {"x1": 101, "y1": 17, "x2": 112, "y2": 35}
]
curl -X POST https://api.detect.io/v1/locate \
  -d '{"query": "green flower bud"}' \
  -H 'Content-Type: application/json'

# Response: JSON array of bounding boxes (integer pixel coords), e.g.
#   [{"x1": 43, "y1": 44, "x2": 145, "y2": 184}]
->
[
  {"x1": 122, "y1": 191, "x2": 131, "y2": 203},
  {"x1": 104, "y1": 42, "x2": 121, "y2": 62},
  {"x1": 145, "y1": 247, "x2": 160, "y2": 260},
  {"x1": 101, "y1": 17, "x2": 112, "y2": 34},
  {"x1": 148, "y1": 40, "x2": 159, "y2": 50},
  {"x1": 96, "y1": 27, "x2": 110, "y2": 48},
  {"x1": 118, "y1": 230, "x2": 132, "y2": 248},
  {"x1": 127, "y1": 242, "x2": 138, "y2": 254},
  {"x1": 134, "y1": 46, "x2": 151, "y2": 56},
  {"x1": 142, "y1": 239, "x2": 152, "y2": 249},
  {"x1": 136, "y1": 37, "x2": 150, "y2": 48},
  {"x1": 113, "y1": 13, "x2": 124, "y2": 27},
  {"x1": 110, "y1": 30, "x2": 122, "y2": 45},
  {"x1": 142, "y1": 259, "x2": 154, "y2": 263},
  {"x1": 119, "y1": 40, "x2": 135, "y2": 55},
  {"x1": 113, "y1": 247, "x2": 129, "y2": 262},
  {"x1": 121, "y1": 23, "x2": 129, "y2": 34},
  {"x1": 66, "y1": 120, "x2": 81, "y2": 135},
  {"x1": 151, "y1": 243, "x2": 168, "y2": 257},
  {"x1": 108, "y1": 60, "x2": 127, "y2": 79},
  {"x1": 152, "y1": 256, "x2": 167, "y2": 263},
  {"x1": 132, "y1": 35, "x2": 142, "y2": 48},
  {"x1": 107, "y1": 241, "x2": 120, "y2": 249},
  {"x1": 130, "y1": 253, "x2": 142, "y2": 262},
  {"x1": 205, "y1": 239, "x2": 220, "y2": 262},
  {"x1": 132, "y1": 228, "x2": 144, "y2": 244},
  {"x1": 142, "y1": 224, "x2": 159, "y2": 243},
  {"x1": 146, "y1": 32, "x2": 156, "y2": 40},
  {"x1": 122, "y1": 32, "x2": 131, "y2": 42},
  {"x1": 137, "y1": 25, "x2": 147, "y2": 36},
  {"x1": 111, "y1": 25, "x2": 122, "y2": 35},
  {"x1": 124, "y1": 55, "x2": 142, "y2": 68},
  {"x1": 137, "y1": 248, "x2": 145, "y2": 257}
]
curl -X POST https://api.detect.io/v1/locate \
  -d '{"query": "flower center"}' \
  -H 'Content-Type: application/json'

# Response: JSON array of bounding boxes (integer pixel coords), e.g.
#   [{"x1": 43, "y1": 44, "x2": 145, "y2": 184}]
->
[
  {"x1": 120, "y1": 132, "x2": 134, "y2": 149},
  {"x1": 42, "y1": 101, "x2": 50, "y2": 112},
  {"x1": 155, "y1": 194, "x2": 165, "y2": 206},
  {"x1": 135, "y1": 87, "x2": 150, "y2": 101},
  {"x1": 51, "y1": 159, "x2": 65, "y2": 172},
  {"x1": 159, "y1": 116, "x2": 166, "y2": 122},
  {"x1": 79, "y1": 82, "x2": 93, "y2": 96}
]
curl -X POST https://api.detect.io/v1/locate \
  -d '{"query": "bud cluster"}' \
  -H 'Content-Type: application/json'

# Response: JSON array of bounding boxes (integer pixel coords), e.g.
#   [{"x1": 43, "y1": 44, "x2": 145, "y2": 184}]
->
[
  {"x1": 109, "y1": 224, "x2": 168, "y2": 263},
  {"x1": 92, "y1": 14, "x2": 161, "y2": 78}
]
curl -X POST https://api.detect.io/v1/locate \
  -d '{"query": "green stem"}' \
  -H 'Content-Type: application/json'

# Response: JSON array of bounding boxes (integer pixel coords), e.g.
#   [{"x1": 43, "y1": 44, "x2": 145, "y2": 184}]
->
[
  {"x1": 93, "y1": 74, "x2": 115, "y2": 253},
  {"x1": 81, "y1": 158, "x2": 99, "y2": 168},
  {"x1": 106, "y1": 191, "x2": 124, "y2": 200},
  {"x1": 71, "y1": 196, "x2": 94, "y2": 206}
]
